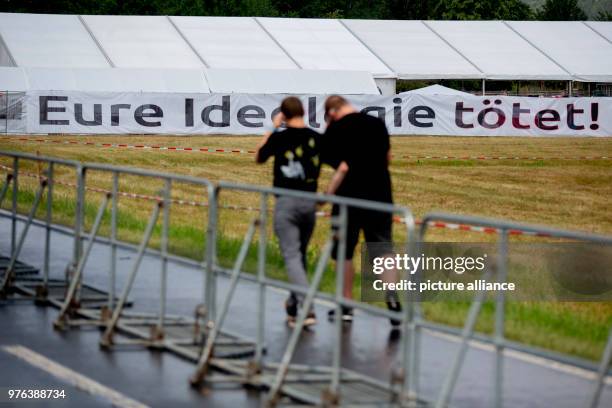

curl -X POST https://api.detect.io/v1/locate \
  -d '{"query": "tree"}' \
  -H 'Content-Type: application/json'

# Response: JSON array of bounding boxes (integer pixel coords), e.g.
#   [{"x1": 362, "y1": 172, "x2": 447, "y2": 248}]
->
[
  {"x1": 433, "y1": 0, "x2": 533, "y2": 20},
  {"x1": 537, "y1": 0, "x2": 587, "y2": 20},
  {"x1": 596, "y1": 10, "x2": 612, "y2": 21}
]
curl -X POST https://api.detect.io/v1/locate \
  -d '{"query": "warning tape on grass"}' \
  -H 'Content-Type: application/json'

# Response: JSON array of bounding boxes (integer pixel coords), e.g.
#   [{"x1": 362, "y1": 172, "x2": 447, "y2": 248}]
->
[
  {"x1": 1, "y1": 137, "x2": 608, "y2": 161},
  {"x1": 0, "y1": 164, "x2": 553, "y2": 237}
]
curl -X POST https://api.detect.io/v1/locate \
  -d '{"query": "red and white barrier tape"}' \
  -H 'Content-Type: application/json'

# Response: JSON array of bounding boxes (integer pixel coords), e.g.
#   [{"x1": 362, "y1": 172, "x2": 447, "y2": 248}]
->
[
  {"x1": 0, "y1": 137, "x2": 255, "y2": 155},
  {"x1": 1, "y1": 137, "x2": 608, "y2": 161},
  {"x1": 0, "y1": 164, "x2": 559, "y2": 237}
]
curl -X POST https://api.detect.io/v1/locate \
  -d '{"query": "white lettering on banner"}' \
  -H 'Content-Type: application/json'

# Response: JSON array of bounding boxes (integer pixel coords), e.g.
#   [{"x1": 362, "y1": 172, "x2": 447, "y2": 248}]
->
[{"x1": 25, "y1": 91, "x2": 610, "y2": 136}]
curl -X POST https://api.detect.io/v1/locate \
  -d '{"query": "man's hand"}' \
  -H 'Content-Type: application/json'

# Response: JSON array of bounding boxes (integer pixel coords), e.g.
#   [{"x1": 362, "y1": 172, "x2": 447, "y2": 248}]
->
[{"x1": 272, "y1": 112, "x2": 285, "y2": 129}]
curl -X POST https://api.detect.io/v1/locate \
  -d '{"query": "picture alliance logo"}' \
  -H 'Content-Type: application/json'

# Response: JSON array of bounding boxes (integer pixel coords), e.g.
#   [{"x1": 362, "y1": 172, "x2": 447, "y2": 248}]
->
[{"x1": 372, "y1": 253, "x2": 488, "y2": 275}]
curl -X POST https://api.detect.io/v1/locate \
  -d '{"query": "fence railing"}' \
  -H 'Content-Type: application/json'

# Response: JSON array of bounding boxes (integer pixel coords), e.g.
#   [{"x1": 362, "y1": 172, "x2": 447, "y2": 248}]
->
[{"x1": 0, "y1": 149, "x2": 611, "y2": 407}]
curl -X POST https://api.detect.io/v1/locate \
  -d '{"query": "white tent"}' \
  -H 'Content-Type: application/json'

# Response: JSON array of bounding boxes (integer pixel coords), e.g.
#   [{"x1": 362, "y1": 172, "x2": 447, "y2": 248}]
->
[
  {"x1": 585, "y1": 21, "x2": 612, "y2": 42},
  {"x1": 426, "y1": 20, "x2": 570, "y2": 80},
  {"x1": 256, "y1": 17, "x2": 394, "y2": 78},
  {"x1": 0, "y1": 13, "x2": 109, "y2": 68},
  {"x1": 205, "y1": 68, "x2": 379, "y2": 94},
  {"x1": 80, "y1": 15, "x2": 204, "y2": 68},
  {"x1": 0, "y1": 67, "x2": 211, "y2": 93},
  {"x1": 342, "y1": 19, "x2": 482, "y2": 79},
  {"x1": 169, "y1": 16, "x2": 298, "y2": 70},
  {"x1": 507, "y1": 21, "x2": 612, "y2": 82},
  {"x1": 399, "y1": 84, "x2": 472, "y2": 96}
]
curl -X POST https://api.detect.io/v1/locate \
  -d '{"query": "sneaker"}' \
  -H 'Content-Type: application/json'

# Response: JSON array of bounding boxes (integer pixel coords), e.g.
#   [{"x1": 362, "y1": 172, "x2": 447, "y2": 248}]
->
[
  {"x1": 288, "y1": 312, "x2": 317, "y2": 329},
  {"x1": 285, "y1": 294, "x2": 298, "y2": 322},
  {"x1": 327, "y1": 306, "x2": 354, "y2": 323},
  {"x1": 387, "y1": 299, "x2": 402, "y2": 327}
]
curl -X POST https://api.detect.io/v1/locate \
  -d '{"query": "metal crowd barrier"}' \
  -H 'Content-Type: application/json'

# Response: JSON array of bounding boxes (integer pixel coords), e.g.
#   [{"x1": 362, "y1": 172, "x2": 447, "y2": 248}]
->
[
  {"x1": 418, "y1": 213, "x2": 612, "y2": 408},
  {"x1": 1, "y1": 149, "x2": 611, "y2": 407}
]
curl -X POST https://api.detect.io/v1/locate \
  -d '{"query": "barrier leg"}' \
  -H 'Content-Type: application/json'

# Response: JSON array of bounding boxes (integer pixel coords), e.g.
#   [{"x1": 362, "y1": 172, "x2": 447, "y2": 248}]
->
[
  {"x1": 54, "y1": 193, "x2": 110, "y2": 329},
  {"x1": 589, "y1": 327, "x2": 612, "y2": 408},
  {"x1": 1, "y1": 178, "x2": 47, "y2": 295},
  {"x1": 266, "y1": 238, "x2": 333, "y2": 406},
  {"x1": 42, "y1": 163, "x2": 53, "y2": 294},
  {"x1": 494, "y1": 230, "x2": 508, "y2": 408},
  {"x1": 100, "y1": 201, "x2": 161, "y2": 347},
  {"x1": 0, "y1": 173, "x2": 13, "y2": 207},
  {"x1": 435, "y1": 268, "x2": 493, "y2": 408},
  {"x1": 190, "y1": 218, "x2": 258, "y2": 385}
]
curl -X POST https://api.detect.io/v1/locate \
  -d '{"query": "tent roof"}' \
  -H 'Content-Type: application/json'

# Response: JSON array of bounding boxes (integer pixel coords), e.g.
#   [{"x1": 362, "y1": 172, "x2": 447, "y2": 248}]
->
[
  {"x1": 399, "y1": 84, "x2": 472, "y2": 96},
  {"x1": 507, "y1": 21, "x2": 612, "y2": 82},
  {"x1": 0, "y1": 13, "x2": 610, "y2": 84},
  {"x1": 342, "y1": 19, "x2": 482, "y2": 79},
  {"x1": 0, "y1": 13, "x2": 109, "y2": 68},
  {"x1": 426, "y1": 20, "x2": 570, "y2": 80},
  {"x1": 206, "y1": 68, "x2": 379, "y2": 94},
  {"x1": 169, "y1": 16, "x2": 298, "y2": 70},
  {"x1": 80, "y1": 15, "x2": 204, "y2": 68},
  {"x1": 256, "y1": 17, "x2": 394, "y2": 78}
]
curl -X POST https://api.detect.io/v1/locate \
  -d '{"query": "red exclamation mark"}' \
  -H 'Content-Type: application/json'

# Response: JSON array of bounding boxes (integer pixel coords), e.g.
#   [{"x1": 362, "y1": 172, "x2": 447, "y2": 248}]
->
[{"x1": 590, "y1": 103, "x2": 599, "y2": 130}]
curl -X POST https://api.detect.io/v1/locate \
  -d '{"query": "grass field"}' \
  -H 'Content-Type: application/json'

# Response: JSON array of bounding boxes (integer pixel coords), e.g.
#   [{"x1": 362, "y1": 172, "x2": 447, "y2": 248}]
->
[{"x1": 1, "y1": 135, "x2": 611, "y2": 361}]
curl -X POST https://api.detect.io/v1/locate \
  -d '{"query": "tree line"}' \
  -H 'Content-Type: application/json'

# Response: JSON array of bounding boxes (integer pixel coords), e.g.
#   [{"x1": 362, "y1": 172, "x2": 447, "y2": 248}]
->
[{"x1": 2, "y1": 0, "x2": 610, "y2": 21}]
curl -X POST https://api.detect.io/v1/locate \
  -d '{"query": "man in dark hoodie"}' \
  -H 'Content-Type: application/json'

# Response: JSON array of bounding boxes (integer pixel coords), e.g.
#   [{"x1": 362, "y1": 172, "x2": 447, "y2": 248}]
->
[{"x1": 322, "y1": 95, "x2": 401, "y2": 326}]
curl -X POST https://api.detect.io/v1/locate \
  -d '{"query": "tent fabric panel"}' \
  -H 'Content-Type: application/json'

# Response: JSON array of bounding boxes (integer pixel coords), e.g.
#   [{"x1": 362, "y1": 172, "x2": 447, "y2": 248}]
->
[
  {"x1": 206, "y1": 68, "x2": 379, "y2": 94},
  {"x1": 170, "y1": 16, "x2": 298, "y2": 70},
  {"x1": 342, "y1": 19, "x2": 482, "y2": 79},
  {"x1": 0, "y1": 13, "x2": 110, "y2": 68},
  {"x1": 507, "y1": 21, "x2": 612, "y2": 81},
  {"x1": 81, "y1": 15, "x2": 204, "y2": 68},
  {"x1": 426, "y1": 20, "x2": 570, "y2": 80},
  {"x1": 257, "y1": 17, "x2": 393, "y2": 77}
]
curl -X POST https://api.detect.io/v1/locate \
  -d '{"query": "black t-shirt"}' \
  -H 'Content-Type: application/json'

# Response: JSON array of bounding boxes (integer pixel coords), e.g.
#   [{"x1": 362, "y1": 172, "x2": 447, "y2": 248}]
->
[
  {"x1": 257, "y1": 127, "x2": 321, "y2": 192},
  {"x1": 323, "y1": 112, "x2": 392, "y2": 203}
]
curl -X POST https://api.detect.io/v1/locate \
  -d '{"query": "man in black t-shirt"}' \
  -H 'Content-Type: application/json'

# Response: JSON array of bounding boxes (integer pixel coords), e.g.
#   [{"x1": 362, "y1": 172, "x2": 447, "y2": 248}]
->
[
  {"x1": 322, "y1": 95, "x2": 401, "y2": 326},
  {"x1": 256, "y1": 97, "x2": 321, "y2": 328}
]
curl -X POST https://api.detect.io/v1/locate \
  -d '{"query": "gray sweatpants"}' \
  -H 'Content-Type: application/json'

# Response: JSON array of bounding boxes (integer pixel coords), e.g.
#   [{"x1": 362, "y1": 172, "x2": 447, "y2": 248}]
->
[{"x1": 273, "y1": 196, "x2": 316, "y2": 302}]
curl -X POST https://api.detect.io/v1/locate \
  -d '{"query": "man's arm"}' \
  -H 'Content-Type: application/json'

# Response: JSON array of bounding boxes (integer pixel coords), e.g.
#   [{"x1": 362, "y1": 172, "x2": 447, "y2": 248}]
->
[
  {"x1": 325, "y1": 161, "x2": 349, "y2": 195},
  {"x1": 255, "y1": 112, "x2": 284, "y2": 164}
]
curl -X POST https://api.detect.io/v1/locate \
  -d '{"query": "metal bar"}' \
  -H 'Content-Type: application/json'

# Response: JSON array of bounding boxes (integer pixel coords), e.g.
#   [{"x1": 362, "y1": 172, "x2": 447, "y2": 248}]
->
[
  {"x1": 109, "y1": 172, "x2": 118, "y2": 310},
  {"x1": 100, "y1": 201, "x2": 161, "y2": 347},
  {"x1": 266, "y1": 238, "x2": 334, "y2": 405},
  {"x1": 43, "y1": 163, "x2": 53, "y2": 287},
  {"x1": 589, "y1": 327, "x2": 612, "y2": 408},
  {"x1": 0, "y1": 173, "x2": 12, "y2": 207},
  {"x1": 73, "y1": 166, "x2": 85, "y2": 269},
  {"x1": 191, "y1": 218, "x2": 258, "y2": 384},
  {"x1": 11, "y1": 157, "x2": 17, "y2": 254},
  {"x1": 54, "y1": 193, "x2": 110, "y2": 328},
  {"x1": 330, "y1": 204, "x2": 348, "y2": 398},
  {"x1": 1, "y1": 178, "x2": 46, "y2": 294},
  {"x1": 158, "y1": 179, "x2": 171, "y2": 334},
  {"x1": 435, "y1": 268, "x2": 492, "y2": 408},
  {"x1": 205, "y1": 185, "x2": 218, "y2": 326},
  {"x1": 422, "y1": 212, "x2": 612, "y2": 244},
  {"x1": 494, "y1": 229, "x2": 508, "y2": 408},
  {"x1": 255, "y1": 193, "x2": 268, "y2": 366},
  {"x1": 4, "y1": 91, "x2": 7, "y2": 134}
]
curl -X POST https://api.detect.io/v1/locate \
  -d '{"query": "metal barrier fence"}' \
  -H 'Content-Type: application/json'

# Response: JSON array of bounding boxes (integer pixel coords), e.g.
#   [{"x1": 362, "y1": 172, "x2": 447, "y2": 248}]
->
[{"x1": 1, "y1": 149, "x2": 611, "y2": 407}]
